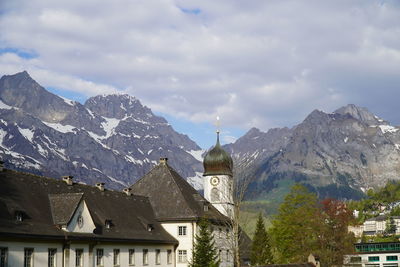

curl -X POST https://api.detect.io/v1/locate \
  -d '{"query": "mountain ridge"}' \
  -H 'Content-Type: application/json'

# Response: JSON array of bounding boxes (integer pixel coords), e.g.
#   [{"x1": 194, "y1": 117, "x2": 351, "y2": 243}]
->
[
  {"x1": 225, "y1": 104, "x2": 400, "y2": 202},
  {"x1": 0, "y1": 71, "x2": 204, "y2": 189}
]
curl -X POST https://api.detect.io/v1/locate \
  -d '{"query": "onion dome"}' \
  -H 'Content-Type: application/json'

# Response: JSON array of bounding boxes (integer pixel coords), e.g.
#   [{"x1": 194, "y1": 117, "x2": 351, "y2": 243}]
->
[{"x1": 203, "y1": 132, "x2": 233, "y2": 177}]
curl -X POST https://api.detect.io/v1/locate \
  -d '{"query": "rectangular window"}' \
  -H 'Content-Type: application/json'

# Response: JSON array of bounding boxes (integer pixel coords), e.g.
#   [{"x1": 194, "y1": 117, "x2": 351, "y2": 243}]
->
[
  {"x1": 113, "y1": 249, "x2": 120, "y2": 266},
  {"x1": 167, "y1": 250, "x2": 172, "y2": 264},
  {"x1": 0, "y1": 248, "x2": 8, "y2": 267},
  {"x1": 387, "y1": 255, "x2": 398, "y2": 261},
  {"x1": 156, "y1": 249, "x2": 161, "y2": 265},
  {"x1": 143, "y1": 249, "x2": 148, "y2": 265},
  {"x1": 178, "y1": 250, "x2": 187, "y2": 263},
  {"x1": 48, "y1": 249, "x2": 57, "y2": 267},
  {"x1": 96, "y1": 249, "x2": 104, "y2": 266},
  {"x1": 24, "y1": 248, "x2": 34, "y2": 267},
  {"x1": 350, "y1": 256, "x2": 361, "y2": 263},
  {"x1": 226, "y1": 250, "x2": 230, "y2": 262},
  {"x1": 219, "y1": 228, "x2": 222, "y2": 238},
  {"x1": 129, "y1": 249, "x2": 135, "y2": 265},
  {"x1": 75, "y1": 249, "x2": 83, "y2": 267},
  {"x1": 219, "y1": 250, "x2": 222, "y2": 261},
  {"x1": 368, "y1": 256, "x2": 379, "y2": 262},
  {"x1": 178, "y1": 226, "x2": 187, "y2": 236}
]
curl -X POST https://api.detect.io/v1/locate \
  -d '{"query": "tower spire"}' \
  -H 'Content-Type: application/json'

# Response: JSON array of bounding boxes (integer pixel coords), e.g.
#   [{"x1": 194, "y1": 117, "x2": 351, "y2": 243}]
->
[{"x1": 215, "y1": 116, "x2": 220, "y2": 146}]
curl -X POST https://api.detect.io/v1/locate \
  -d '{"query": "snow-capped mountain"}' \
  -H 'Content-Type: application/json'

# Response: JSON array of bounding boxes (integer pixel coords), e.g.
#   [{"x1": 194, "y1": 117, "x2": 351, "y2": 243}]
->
[
  {"x1": 225, "y1": 104, "x2": 400, "y2": 200},
  {"x1": 0, "y1": 71, "x2": 204, "y2": 189}
]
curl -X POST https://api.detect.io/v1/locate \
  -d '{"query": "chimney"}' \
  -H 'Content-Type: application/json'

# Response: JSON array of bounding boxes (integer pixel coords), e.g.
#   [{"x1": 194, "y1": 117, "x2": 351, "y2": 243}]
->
[
  {"x1": 96, "y1": 182, "x2": 105, "y2": 191},
  {"x1": 62, "y1": 175, "x2": 73, "y2": 185},
  {"x1": 159, "y1": 157, "x2": 168, "y2": 165},
  {"x1": 123, "y1": 188, "x2": 132, "y2": 196},
  {"x1": 0, "y1": 160, "x2": 4, "y2": 172}
]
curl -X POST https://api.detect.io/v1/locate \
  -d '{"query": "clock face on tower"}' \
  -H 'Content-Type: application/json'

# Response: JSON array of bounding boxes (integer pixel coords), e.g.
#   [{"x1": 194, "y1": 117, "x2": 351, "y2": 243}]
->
[{"x1": 210, "y1": 176, "x2": 220, "y2": 186}]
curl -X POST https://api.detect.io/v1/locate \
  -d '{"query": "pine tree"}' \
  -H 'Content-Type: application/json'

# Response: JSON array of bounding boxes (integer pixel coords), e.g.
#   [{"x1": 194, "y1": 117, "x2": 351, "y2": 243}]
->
[
  {"x1": 250, "y1": 213, "x2": 273, "y2": 266},
  {"x1": 190, "y1": 218, "x2": 220, "y2": 267}
]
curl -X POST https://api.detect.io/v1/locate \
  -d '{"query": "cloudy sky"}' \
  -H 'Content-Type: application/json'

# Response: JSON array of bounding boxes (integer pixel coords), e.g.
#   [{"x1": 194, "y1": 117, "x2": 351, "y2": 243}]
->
[{"x1": 1, "y1": 0, "x2": 399, "y2": 148}]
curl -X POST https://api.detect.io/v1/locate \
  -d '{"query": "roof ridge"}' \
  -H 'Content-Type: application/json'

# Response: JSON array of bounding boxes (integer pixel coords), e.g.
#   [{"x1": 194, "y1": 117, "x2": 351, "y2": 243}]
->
[{"x1": 165, "y1": 165, "x2": 208, "y2": 217}]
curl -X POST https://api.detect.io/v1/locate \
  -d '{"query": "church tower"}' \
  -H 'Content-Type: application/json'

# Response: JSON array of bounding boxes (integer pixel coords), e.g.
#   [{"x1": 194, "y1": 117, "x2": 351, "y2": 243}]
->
[{"x1": 203, "y1": 131, "x2": 234, "y2": 218}]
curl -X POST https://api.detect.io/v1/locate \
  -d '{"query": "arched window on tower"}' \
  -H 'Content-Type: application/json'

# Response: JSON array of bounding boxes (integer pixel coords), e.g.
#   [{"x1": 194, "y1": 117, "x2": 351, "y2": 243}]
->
[{"x1": 211, "y1": 188, "x2": 220, "y2": 202}]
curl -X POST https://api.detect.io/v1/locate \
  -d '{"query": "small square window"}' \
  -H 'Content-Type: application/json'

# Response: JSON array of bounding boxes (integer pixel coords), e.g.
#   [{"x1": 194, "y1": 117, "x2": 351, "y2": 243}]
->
[
  {"x1": 178, "y1": 226, "x2": 187, "y2": 236},
  {"x1": 178, "y1": 250, "x2": 187, "y2": 263}
]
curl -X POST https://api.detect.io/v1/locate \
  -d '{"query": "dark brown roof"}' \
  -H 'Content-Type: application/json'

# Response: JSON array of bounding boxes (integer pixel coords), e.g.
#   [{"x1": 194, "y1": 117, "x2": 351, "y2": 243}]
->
[
  {"x1": 130, "y1": 162, "x2": 227, "y2": 222},
  {"x1": 49, "y1": 193, "x2": 83, "y2": 225},
  {"x1": 0, "y1": 169, "x2": 177, "y2": 244}
]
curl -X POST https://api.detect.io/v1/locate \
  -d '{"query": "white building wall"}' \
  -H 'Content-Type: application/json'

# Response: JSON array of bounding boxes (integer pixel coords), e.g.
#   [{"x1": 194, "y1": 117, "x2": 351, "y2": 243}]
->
[
  {"x1": 160, "y1": 222, "x2": 234, "y2": 267},
  {"x1": 203, "y1": 174, "x2": 234, "y2": 218},
  {"x1": 66, "y1": 200, "x2": 96, "y2": 233},
  {"x1": 346, "y1": 252, "x2": 400, "y2": 267},
  {"x1": 0, "y1": 241, "x2": 63, "y2": 267},
  {"x1": 0, "y1": 240, "x2": 175, "y2": 267},
  {"x1": 162, "y1": 222, "x2": 194, "y2": 267}
]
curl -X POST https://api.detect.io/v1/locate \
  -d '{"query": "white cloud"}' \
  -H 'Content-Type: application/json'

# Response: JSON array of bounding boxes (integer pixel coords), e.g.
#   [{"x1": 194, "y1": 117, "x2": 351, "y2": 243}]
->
[{"x1": 0, "y1": 0, "x2": 399, "y2": 132}]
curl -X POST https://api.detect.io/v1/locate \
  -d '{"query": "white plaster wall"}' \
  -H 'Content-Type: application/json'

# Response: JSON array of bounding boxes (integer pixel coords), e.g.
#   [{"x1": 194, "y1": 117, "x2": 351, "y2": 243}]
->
[
  {"x1": 0, "y1": 241, "x2": 63, "y2": 267},
  {"x1": 364, "y1": 221, "x2": 377, "y2": 232},
  {"x1": 358, "y1": 252, "x2": 400, "y2": 266},
  {"x1": 203, "y1": 175, "x2": 234, "y2": 218},
  {"x1": 211, "y1": 224, "x2": 234, "y2": 267},
  {"x1": 0, "y1": 241, "x2": 175, "y2": 267},
  {"x1": 89, "y1": 244, "x2": 174, "y2": 267},
  {"x1": 67, "y1": 200, "x2": 96, "y2": 233},
  {"x1": 161, "y1": 222, "x2": 194, "y2": 267}
]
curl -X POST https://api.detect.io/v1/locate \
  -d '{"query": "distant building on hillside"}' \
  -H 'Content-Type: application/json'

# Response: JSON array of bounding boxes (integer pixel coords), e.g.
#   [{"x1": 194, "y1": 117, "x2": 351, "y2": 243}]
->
[
  {"x1": 363, "y1": 215, "x2": 400, "y2": 236},
  {"x1": 344, "y1": 242, "x2": 400, "y2": 267}
]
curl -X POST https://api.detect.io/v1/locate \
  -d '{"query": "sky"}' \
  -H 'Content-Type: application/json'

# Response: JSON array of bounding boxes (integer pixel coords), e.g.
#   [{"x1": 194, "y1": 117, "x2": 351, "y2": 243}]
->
[{"x1": 0, "y1": 0, "x2": 400, "y2": 149}]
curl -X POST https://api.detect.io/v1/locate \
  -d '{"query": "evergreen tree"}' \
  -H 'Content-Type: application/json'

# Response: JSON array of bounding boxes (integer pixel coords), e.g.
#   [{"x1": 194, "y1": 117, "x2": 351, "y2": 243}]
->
[
  {"x1": 190, "y1": 218, "x2": 220, "y2": 267},
  {"x1": 250, "y1": 213, "x2": 273, "y2": 266}
]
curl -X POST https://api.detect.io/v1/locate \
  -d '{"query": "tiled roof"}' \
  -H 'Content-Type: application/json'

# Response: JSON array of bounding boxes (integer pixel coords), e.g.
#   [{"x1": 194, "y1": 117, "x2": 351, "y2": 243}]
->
[
  {"x1": 48, "y1": 193, "x2": 83, "y2": 225},
  {"x1": 130, "y1": 162, "x2": 227, "y2": 222},
  {"x1": 0, "y1": 169, "x2": 177, "y2": 244}
]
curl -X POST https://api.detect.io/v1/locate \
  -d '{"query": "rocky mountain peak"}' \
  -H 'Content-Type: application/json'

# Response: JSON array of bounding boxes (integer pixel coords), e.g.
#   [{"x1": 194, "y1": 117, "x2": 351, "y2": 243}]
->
[
  {"x1": 84, "y1": 94, "x2": 164, "y2": 123},
  {"x1": 334, "y1": 104, "x2": 385, "y2": 125}
]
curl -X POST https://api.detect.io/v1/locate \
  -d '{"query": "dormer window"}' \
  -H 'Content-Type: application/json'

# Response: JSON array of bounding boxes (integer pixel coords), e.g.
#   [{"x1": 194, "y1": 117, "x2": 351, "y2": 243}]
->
[
  {"x1": 105, "y1": 219, "x2": 113, "y2": 229},
  {"x1": 147, "y1": 224, "x2": 154, "y2": 232},
  {"x1": 15, "y1": 211, "x2": 24, "y2": 222}
]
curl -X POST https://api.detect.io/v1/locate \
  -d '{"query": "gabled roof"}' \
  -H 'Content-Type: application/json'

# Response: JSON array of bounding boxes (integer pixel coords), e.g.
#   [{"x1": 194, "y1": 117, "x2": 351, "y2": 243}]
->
[
  {"x1": 49, "y1": 193, "x2": 83, "y2": 225},
  {"x1": 0, "y1": 169, "x2": 177, "y2": 244},
  {"x1": 130, "y1": 161, "x2": 227, "y2": 222}
]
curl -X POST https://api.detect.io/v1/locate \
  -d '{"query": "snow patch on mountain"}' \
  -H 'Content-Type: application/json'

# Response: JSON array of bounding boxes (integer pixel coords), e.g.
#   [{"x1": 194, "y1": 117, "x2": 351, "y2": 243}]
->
[
  {"x1": 187, "y1": 171, "x2": 203, "y2": 190},
  {"x1": 0, "y1": 100, "x2": 13, "y2": 110},
  {"x1": 187, "y1": 149, "x2": 204, "y2": 162},
  {"x1": 43, "y1": 122, "x2": 76, "y2": 133},
  {"x1": 101, "y1": 117, "x2": 120, "y2": 137},
  {"x1": 379, "y1": 125, "x2": 399, "y2": 134},
  {"x1": 18, "y1": 127, "x2": 34, "y2": 142}
]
